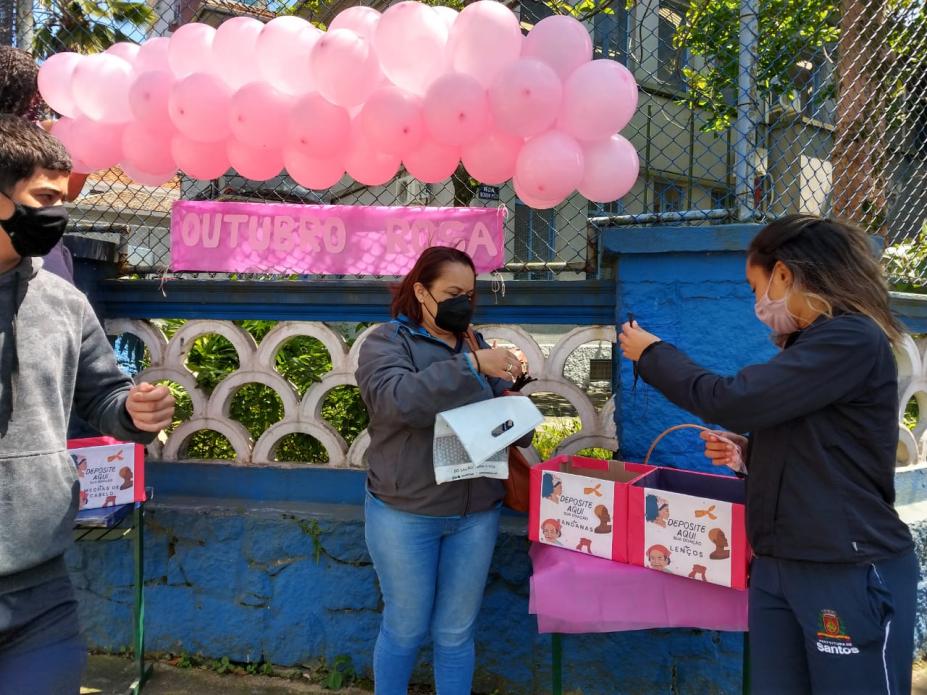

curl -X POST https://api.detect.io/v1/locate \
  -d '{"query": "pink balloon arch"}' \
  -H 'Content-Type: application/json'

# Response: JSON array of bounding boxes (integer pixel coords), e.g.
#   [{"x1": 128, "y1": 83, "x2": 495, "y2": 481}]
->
[{"x1": 40, "y1": 1, "x2": 640, "y2": 209}]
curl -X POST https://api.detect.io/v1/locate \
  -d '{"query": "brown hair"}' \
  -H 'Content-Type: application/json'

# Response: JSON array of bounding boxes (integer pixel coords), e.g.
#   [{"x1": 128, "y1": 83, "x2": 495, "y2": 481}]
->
[
  {"x1": 747, "y1": 215, "x2": 903, "y2": 343},
  {"x1": 391, "y1": 247, "x2": 476, "y2": 324},
  {"x1": 0, "y1": 114, "x2": 71, "y2": 193},
  {"x1": 0, "y1": 46, "x2": 39, "y2": 117}
]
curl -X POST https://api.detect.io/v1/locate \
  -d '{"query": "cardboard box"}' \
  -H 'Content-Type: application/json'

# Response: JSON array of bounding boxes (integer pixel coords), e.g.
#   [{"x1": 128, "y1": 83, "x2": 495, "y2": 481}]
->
[
  {"x1": 628, "y1": 467, "x2": 749, "y2": 590},
  {"x1": 68, "y1": 437, "x2": 145, "y2": 511},
  {"x1": 530, "y1": 455, "x2": 654, "y2": 563}
]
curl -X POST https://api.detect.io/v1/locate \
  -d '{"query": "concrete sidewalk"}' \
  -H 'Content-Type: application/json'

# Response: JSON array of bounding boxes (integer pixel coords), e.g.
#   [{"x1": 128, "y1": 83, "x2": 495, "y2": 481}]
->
[
  {"x1": 83, "y1": 654, "x2": 927, "y2": 695},
  {"x1": 81, "y1": 655, "x2": 372, "y2": 695}
]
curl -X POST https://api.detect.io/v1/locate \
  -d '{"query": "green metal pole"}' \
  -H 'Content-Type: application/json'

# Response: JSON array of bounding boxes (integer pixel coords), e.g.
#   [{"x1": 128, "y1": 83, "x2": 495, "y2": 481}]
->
[
  {"x1": 131, "y1": 503, "x2": 153, "y2": 694},
  {"x1": 552, "y1": 633, "x2": 563, "y2": 695},
  {"x1": 742, "y1": 632, "x2": 750, "y2": 695}
]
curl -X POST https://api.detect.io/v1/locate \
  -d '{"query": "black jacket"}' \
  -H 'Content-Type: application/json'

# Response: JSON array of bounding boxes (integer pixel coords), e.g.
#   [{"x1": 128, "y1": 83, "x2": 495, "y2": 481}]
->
[
  {"x1": 356, "y1": 317, "x2": 530, "y2": 516},
  {"x1": 638, "y1": 313, "x2": 913, "y2": 563}
]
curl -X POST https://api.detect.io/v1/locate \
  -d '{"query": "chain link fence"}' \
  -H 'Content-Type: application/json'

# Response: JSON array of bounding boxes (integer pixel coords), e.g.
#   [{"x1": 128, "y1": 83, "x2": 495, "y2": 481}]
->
[{"x1": 3, "y1": 0, "x2": 927, "y2": 283}]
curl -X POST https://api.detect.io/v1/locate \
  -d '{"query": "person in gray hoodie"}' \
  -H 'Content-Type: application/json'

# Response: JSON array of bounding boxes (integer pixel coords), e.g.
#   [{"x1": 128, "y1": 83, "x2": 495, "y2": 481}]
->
[
  {"x1": 0, "y1": 115, "x2": 175, "y2": 695},
  {"x1": 356, "y1": 247, "x2": 531, "y2": 695}
]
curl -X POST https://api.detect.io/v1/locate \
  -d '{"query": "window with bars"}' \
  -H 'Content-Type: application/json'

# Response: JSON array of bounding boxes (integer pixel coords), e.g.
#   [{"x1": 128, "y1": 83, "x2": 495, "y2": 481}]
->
[
  {"x1": 593, "y1": 6, "x2": 629, "y2": 64},
  {"x1": 657, "y1": 0, "x2": 688, "y2": 90},
  {"x1": 652, "y1": 180, "x2": 685, "y2": 213},
  {"x1": 519, "y1": 0, "x2": 553, "y2": 29},
  {"x1": 514, "y1": 203, "x2": 556, "y2": 279},
  {"x1": 589, "y1": 199, "x2": 625, "y2": 217},
  {"x1": 710, "y1": 188, "x2": 732, "y2": 210}
]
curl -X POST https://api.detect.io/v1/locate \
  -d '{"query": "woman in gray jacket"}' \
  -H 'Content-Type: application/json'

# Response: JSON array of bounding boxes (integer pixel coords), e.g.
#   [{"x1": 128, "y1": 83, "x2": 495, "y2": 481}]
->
[{"x1": 356, "y1": 247, "x2": 528, "y2": 695}]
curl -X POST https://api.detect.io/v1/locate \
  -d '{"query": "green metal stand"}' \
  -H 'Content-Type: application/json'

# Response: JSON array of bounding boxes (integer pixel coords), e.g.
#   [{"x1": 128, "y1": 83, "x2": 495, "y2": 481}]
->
[
  {"x1": 552, "y1": 633, "x2": 562, "y2": 695},
  {"x1": 742, "y1": 632, "x2": 750, "y2": 695},
  {"x1": 75, "y1": 494, "x2": 152, "y2": 693},
  {"x1": 131, "y1": 502, "x2": 153, "y2": 694}
]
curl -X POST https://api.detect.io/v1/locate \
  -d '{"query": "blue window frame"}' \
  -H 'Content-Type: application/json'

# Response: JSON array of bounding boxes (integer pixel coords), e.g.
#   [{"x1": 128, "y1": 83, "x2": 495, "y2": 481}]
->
[
  {"x1": 653, "y1": 180, "x2": 685, "y2": 213},
  {"x1": 514, "y1": 202, "x2": 556, "y2": 279},
  {"x1": 593, "y1": 6, "x2": 630, "y2": 64}
]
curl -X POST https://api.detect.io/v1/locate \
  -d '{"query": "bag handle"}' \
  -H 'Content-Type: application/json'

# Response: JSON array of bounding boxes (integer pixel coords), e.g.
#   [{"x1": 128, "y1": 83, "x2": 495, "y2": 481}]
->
[
  {"x1": 463, "y1": 328, "x2": 480, "y2": 354},
  {"x1": 643, "y1": 423, "x2": 712, "y2": 466}
]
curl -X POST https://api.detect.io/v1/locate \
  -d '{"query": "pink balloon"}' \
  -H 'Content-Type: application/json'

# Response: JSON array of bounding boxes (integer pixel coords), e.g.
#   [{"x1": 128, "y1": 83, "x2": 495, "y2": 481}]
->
[
  {"x1": 289, "y1": 93, "x2": 351, "y2": 158},
  {"x1": 310, "y1": 29, "x2": 381, "y2": 108},
  {"x1": 403, "y1": 139, "x2": 459, "y2": 183},
  {"x1": 38, "y1": 53, "x2": 82, "y2": 118},
  {"x1": 515, "y1": 131, "x2": 584, "y2": 201},
  {"x1": 105, "y1": 42, "x2": 141, "y2": 64},
  {"x1": 214, "y1": 17, "x2": 264, "y2": 89},
  {"x1": 168, "y1": 23, "x2": 216, "y2": 78},
  {"x1": 65, "y1": 119, "x2": 125, "y2": 171},
  {"x1": 121, "y1": 164, "x2": 175, "y2": 187},
  {"x1": 360, "y1": 86, "x2": 424, "y2": 157},
  {"x1": 169, "y1": 73, "x2": 232, "y2": 142},
  {"x1": 72, "y1": 54, "x2": 133, "y2": 123},
  {"x1": 230, "y1": 82, "x2": 292, "y2": 149},
  {"x1": 523, "y1": 15, "x2": 593, "y2": 81},
  {"x1": 171, "y1": 136, "x2": 230, "y2": 179},
  {"x1": 513, "y1": 175, "x2": 562, "y2": 210},
  {"x1": 49, "y1": 118, "x2": 94, "y2": 173},
  {"x1": 447, "y1": 0, "x2": 522, "y2": 88},
  {"x1": 257, "y1": 17, "x2": 322, "y2": 96},
  {"x1": 560, "y1": 60, "x2": 638, "y2": 141},
  {"x1": 285, "y1": 150, "x2": 345, "y2": 190},
  {"x1": 345, "y1": 127, "x2": 400, "y2": 186},
  {"x1": 423, "y1": 73, "x2": 489, "y2": 146},
  {"x1": 136, "y1": 37, "x2": 171, "y2": 73},
  {"x1": 433, "y1": 6, "x2": 458, "y2": 30},
  {"x1": 228, "y1": 140, "x2": 283, "y2": 181},
  {"x1": 129, "y1": 71, "x2": 174, "y2": 131},
  {"x1": 374, "y1": 2, "x2": 448, "y2": 95},
  {"x1": 489, "y1": 58, "x2": 562, "y2": 138},
  {"x1": 122, "y1": 122, "x2": 176, "y2": 175},
  {"x1": 329, "y1": 6, "x2": 381, "y2": 40},
  {"x1": 461, "y1": 130, "x2": 522, "y2": 185},
  {"x1": 578, "y1": 134, "x2": 640, "y2": 203}
]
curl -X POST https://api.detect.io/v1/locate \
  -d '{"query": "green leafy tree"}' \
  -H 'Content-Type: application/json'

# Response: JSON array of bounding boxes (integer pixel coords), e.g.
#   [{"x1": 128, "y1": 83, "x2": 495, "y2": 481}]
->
[{"x1": 30, "y1": 0, "x2": 155, "y2": 58}]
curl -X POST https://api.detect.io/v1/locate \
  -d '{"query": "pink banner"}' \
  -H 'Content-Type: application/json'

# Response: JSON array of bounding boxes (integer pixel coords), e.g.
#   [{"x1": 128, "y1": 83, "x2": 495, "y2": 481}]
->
[{"x1": 170, "y1": 201, "x2": 506, "y2": 275}]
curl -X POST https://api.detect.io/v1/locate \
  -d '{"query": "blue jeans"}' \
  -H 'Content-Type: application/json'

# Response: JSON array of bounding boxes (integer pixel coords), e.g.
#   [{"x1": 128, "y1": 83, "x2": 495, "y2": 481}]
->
[
  {"x1": 364, "y1": 492, "x2": 501, "y2": 695},
  {"x1": 0, "y1": 576, "x2": 86, "y2": 695}
]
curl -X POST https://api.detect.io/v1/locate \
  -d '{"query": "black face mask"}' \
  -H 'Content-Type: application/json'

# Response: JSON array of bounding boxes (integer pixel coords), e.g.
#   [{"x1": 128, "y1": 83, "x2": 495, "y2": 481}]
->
[
  {"x1": 0, "y1": 193, "x2": 69, "y2": 258},
  {"x1": 430, "y1": 292, "x2": 474, "y2": 334}
]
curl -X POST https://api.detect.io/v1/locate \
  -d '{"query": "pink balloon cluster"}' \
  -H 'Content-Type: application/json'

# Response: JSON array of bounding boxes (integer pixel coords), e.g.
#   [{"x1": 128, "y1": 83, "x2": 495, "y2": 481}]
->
[{"x1": 39, "y1": 1, "x2": 639, "y2": 208}]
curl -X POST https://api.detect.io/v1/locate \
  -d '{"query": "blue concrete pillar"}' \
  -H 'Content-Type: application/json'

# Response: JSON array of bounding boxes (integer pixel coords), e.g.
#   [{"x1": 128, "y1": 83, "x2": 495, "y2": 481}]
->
[{"x1": 603, "y1": 224, "x2": 774, "y2": 470}]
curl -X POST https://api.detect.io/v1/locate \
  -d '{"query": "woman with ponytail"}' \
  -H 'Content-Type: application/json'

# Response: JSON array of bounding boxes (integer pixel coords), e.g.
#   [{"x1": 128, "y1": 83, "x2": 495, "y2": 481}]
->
[{"x1": 619, "y1": 216, "x2": 917, "y2": 695}]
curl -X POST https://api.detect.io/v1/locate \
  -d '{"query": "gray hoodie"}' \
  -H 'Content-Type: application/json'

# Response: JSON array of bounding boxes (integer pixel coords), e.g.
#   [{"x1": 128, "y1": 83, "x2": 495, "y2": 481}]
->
[{"x1": 0, "y1": 258, "x2": 154, "y2": 594}]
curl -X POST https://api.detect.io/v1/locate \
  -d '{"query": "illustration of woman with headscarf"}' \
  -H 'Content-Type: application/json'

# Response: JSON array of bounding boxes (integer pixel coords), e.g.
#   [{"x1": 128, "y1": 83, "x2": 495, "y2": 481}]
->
[
  {"x1": 541, "y1": 518, "x2": 563, "y2": 546},
  {"x1": 119, "y1": 466, "x2": 134, "y2": 491},
  {"x1": 593, "y1": 505, "x2": 612, "y2": 533},
  {"x1": 647, "y1": 544, "x2": 671, "y2": 571},
  {"x1": 645, "y1": 494, "x2": 670, "y2": 527},
  {"x1": 542, "y1": 473, "x2": 563, "y2": 504},
  {"x1": 71, "y1": 454, "x2": 88, "y2": 478}
]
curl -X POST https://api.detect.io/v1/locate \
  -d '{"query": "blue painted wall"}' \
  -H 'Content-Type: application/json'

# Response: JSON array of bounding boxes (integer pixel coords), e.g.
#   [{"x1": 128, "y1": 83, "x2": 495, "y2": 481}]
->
[
  {"x1": 609, "y1": 226, "x2": 777, "y2": 470},
  {"x1": 67, "y1": 499, "x2": 745, "y2": 695},
  {"x1": 67, "y1": 224, "x2": 927, "y2": 693}
]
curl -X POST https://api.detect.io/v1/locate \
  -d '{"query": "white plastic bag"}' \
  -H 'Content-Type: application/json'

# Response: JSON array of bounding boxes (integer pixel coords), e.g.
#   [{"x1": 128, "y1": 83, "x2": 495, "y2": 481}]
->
[{"x1": 433, "y1": 396, "x2": 543, "y2": 484}]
